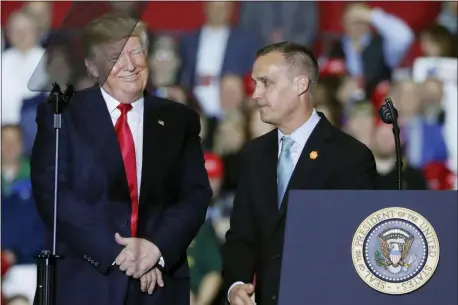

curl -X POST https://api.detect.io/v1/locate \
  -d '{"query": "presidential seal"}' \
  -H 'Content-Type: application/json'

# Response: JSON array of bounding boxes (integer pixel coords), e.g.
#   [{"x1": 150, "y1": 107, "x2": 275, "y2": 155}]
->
[{"x1": 351, "y1": 207, "x2": 440, "y2": 295}]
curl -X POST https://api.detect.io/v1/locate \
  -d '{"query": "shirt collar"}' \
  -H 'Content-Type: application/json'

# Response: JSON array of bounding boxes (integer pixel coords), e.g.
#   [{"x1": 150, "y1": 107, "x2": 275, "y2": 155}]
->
[
  {"x1": 278, "y1": 109, "x2": 321, "y2": 147},
  {"x1": 100, "y1": 87, "x2": 144, "y2": 117}
]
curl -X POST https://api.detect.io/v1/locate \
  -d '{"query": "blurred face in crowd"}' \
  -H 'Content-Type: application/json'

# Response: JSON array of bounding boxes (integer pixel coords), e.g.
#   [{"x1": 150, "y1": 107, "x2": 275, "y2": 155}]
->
[
  {"x1": 345, "y1": 108, "x2": 374, "y2": 148},
  {"x1": 249, "y1": 109, "x2": 275, "y2": 139},
  {"x1": 1, "y1": 126, "x2": 23, "y2": 165},
  {"x1": 371, "y1": 124, "x2": 396, "y2": 159},
  {"x1": 86, "y1": 36, "x2": 148, "y2": 103},
  {"x1": 149, "y1": 35, "x2": 180, "y2": 87},
  {"x1": 214, "y1": 111, "x2": 246, "y2": 155},
  {"x1": 395, "y1": 81, "x2": 422, "y2": 119},
  {"x1": 204, "y1": 1, "x2": 233, "y2": 27},
  {"x1": 336, "y1": 76, "x2": 364, "y2": 104},
  {"x1": 252, "y1": 52, "x2": 310, "y2": 132},
  {"x1": 421, "y1": 78, "x2": 443, "y2": 106},
  {"x1": 420, "y1": 33, "x2": 443, "y2": 57},
  {"x1": 342, "y1": 3, "x2": 370, "y2": 40},
  {"x1": 23, "y1": 2, "x2": 52, "y2": 35},
  {"x1": 7, "y1": 12, "x2": 38, "y2": 51},
  {"x1": 220, "y1": 75, "x2": 245, "y2": 111}
]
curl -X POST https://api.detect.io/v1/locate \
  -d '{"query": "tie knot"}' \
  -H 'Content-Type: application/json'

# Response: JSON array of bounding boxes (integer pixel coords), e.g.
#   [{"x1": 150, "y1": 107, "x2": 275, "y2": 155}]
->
[
  {"x1": 281, "y1": 136, "x2": 295, "y2": 152},
  {"x1": 117, "y1": 103, "x2": 133, "y2": 115}
]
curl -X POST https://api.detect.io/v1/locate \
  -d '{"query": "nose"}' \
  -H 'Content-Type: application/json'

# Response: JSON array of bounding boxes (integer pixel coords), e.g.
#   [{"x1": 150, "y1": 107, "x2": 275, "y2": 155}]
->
[
  {"x1": 252, "y1": 86, "x2": 262, "y2": 101},
  {"x1": 123, "y1": 54, "x2": 135, "y2": 72}
]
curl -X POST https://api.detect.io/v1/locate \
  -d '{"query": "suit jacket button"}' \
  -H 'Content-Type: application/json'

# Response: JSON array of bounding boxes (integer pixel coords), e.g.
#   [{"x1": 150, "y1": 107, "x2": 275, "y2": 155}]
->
[
  {"x1": 271, "y1": 295, "x2": 277, "y2": 301},
  {"x1": 84, "y1": 254, "x2": 87, "y2": 259},
  {"x1": 95, "y1": 262, "x2": 99, "y2": 267}
]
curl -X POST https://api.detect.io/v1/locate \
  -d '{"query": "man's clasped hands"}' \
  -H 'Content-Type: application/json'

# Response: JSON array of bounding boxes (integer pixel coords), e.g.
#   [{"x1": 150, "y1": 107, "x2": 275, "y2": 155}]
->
[{"x1": 114, "y1": 233, "x2": 164, "y2": 294}]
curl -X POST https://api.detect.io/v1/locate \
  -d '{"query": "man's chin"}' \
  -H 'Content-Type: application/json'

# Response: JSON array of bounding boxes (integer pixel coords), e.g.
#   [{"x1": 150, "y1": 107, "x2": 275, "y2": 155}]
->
[{"x1": 259, "y1": 115, "x2": 274, "y2": 126}]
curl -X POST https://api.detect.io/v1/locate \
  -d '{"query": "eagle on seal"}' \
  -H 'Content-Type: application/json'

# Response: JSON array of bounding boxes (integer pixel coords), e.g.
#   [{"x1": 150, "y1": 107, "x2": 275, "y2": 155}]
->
[{"x1": 378, "y1": 231, "x2": 414, "y2": 268}]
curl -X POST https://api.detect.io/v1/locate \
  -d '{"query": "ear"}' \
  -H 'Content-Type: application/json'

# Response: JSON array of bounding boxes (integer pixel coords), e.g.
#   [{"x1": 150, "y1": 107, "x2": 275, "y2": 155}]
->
[
  {"x1": 295, "y1": 75, "x2": 310, "y2": 96},
  {"x1": 84, "y1": 58, "x2": 98, "y2": 79}
]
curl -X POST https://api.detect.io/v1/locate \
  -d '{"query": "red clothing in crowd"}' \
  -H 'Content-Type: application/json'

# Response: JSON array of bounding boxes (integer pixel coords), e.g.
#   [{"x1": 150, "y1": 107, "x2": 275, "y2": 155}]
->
[{"x1": 1, "y1": 253, "x2": 9, "y2": 305}]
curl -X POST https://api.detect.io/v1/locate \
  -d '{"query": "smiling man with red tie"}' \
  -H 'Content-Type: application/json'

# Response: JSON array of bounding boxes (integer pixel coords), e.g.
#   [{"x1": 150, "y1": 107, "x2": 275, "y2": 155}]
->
[{"x1": 30, "y1": 12, "x2": 212, "y2": 305}]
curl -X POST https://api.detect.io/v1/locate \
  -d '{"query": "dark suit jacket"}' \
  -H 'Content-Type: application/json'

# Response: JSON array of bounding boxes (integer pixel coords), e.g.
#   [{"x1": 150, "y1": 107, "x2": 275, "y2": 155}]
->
[
  {"x1": 178, "y1": 27, "x2": 261, "y2": 90},
  {"x1": 221, "y1": 114, "x2": 377, "y2": 305},
  {"x1": 31, "y1": 88, "x2": 212, "y2": 305}
]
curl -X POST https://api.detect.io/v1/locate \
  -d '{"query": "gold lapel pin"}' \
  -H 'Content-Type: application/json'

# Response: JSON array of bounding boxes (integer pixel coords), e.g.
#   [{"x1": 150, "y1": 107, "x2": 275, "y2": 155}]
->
[{"x1": 309, "y1": 151, "x2": 318, "y2": 160}]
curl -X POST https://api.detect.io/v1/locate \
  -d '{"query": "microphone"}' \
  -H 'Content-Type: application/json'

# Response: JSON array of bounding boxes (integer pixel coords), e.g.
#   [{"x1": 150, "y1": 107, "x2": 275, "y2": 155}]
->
[
  {"x1": 36, "y1": 81, "x2": 74, "y2": 305},
  {"x1": 63, "y1": 83, "x2": 75, "y2": 104},
  {"x1": 379, "y1": 97, "x2": 403, "y2": 190}
]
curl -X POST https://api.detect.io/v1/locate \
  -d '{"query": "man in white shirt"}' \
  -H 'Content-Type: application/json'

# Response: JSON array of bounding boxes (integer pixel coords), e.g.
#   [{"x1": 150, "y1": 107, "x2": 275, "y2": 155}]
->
[
  {"x1": 179, "y1": 2, "x2": 260, "y2": 119},
  {"x1": 31, "y1": 12, "x2": 211, "y2": 305},
  {"x1": 1, "y1": 10, "x2": 48, "y2": 125},
  {"x1": 221, "y1": 42, "x2": 377, "y2": 305}
]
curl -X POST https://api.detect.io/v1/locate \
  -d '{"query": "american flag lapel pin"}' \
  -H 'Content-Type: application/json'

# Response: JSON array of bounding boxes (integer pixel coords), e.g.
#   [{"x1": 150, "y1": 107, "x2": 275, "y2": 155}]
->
[{"x1": 158, "y1": 120, "x2": 164, "y2": 126}]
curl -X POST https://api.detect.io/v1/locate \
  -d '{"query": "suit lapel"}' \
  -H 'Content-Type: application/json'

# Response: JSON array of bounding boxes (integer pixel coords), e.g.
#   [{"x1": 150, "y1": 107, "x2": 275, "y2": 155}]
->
[
  {"x1": 138, "y1": 94, "x2": 169, "y2": 207},
  {"x1": 259, "y1": 131, "x2": 281, "y2": 230},
  {"x1": 276, "y1": 115, "x2": 333, "y2": 223},
  {"x1": 75, "y1": 89, "x2": 130, "y2": 199}
]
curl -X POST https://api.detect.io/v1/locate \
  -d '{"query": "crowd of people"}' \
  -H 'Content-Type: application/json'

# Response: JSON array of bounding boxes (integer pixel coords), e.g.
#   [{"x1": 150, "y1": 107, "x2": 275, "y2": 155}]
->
[{"x1": 1, "y1": 1, "x2": 457, "y2": 305}]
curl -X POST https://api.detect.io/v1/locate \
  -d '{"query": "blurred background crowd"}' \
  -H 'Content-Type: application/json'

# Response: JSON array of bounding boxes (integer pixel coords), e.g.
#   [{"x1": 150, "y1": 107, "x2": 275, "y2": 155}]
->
[{"x1": 1, "y1": 1, "x2": 457, "y2": 305}]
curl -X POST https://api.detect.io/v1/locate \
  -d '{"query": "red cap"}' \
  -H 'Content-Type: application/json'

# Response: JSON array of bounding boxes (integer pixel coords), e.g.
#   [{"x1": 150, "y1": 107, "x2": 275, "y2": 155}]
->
[
  {"x1": 319, "y1": 58, "x2": 346, "y2": 77},
  {"x1": 204, "y1": 152, "x2": 223, "y2": 179}
]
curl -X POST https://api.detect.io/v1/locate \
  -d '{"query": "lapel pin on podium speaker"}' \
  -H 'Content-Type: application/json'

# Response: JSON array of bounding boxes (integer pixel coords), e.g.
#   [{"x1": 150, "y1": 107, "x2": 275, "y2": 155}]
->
[{"x1": 309, "y1": 151, "x2": 318, "y2": 160}]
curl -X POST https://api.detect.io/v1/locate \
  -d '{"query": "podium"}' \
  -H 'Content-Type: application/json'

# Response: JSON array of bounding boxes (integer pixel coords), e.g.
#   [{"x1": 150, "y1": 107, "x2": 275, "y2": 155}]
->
[{"x1": 278, "y1": 190, "x2": 457, "y2": 305}]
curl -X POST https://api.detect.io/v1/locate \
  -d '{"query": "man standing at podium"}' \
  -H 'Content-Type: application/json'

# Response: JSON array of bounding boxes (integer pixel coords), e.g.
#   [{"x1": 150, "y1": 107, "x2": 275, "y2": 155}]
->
[
  {"x1": 31, "y1": 13, "x2": 212, "y2": 305},
  {"x1": 222, "y1": 42, "x2": 377, "y2": 305}
]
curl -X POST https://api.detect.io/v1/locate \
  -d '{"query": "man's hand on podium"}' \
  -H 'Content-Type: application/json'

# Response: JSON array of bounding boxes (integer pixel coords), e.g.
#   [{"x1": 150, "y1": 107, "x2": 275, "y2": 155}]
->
[
  {"x1": 114, "y1": 233, "x2": 162, "y2": 279},
  {"x1": 229, "y1": 283, "x2": 255, "y2": 305}
]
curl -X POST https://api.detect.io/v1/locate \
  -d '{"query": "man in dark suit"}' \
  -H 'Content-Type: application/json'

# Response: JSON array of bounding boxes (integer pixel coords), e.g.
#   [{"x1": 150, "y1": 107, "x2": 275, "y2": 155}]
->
[
  {"x1": 31, "y1": 13, "x2": 212, "y2": 305},
  {"x1": 222, "y1": 42, "x2": 377, "y2": 305}
]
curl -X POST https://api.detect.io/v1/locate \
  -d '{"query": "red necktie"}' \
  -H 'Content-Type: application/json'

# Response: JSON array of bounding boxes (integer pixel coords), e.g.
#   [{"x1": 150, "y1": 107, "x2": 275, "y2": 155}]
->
[{"x1": 115, "y1": 104, "x2": 138, "y2": 237}]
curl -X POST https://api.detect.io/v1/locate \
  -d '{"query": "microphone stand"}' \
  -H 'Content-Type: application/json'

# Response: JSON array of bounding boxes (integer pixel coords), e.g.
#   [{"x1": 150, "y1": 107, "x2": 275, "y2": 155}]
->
[
  {"x1": 35, "y1": 82, "x2": 74, "y2": 305},
  {"x1": 379, "y1": 97, "x2": 403, "y2": 190}
]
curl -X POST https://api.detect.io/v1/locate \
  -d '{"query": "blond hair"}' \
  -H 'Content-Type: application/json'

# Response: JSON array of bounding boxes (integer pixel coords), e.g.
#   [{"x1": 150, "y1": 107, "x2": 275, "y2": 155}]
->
[{"x1": 82, "y1": 12, "x2": 149, "y2": 59}]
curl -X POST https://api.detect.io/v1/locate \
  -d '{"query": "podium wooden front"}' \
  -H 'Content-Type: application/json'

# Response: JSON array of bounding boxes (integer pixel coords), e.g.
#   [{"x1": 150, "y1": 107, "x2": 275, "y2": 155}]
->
[{"x1": 278, "y1": 190, "x2": 457, "y2": 305}]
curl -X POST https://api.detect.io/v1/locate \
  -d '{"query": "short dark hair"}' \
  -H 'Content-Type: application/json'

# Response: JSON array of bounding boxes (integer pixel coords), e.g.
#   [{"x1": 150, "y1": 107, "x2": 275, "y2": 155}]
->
[{"x1": 256, "y1": 42, "x2": 319, "y2": 84}]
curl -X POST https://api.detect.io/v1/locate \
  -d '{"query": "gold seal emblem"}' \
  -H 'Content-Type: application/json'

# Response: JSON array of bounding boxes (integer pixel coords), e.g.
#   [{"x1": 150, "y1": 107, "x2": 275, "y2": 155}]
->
[{"x1": 351, "y1": 207, "x2": 440, "y2": 295}]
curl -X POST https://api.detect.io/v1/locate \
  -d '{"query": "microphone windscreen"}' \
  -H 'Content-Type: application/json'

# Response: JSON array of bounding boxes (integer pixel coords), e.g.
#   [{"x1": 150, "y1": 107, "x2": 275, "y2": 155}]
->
[{"x1": 379, "y1": 104, "x2": 393, "y2": 124}]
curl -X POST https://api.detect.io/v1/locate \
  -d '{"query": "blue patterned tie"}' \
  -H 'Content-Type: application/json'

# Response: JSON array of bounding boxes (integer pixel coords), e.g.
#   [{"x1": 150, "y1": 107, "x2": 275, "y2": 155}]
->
[{"x1": 277, "y1": 136, "x2": 295, "y2": 208}]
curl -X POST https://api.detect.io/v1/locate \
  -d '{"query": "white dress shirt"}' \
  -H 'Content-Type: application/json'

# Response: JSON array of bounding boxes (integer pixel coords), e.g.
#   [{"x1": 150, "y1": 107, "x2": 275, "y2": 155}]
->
[
  {"x1": 101, "y1": 88, "x2": 165, "y2": 267},
  {"x1": 193, "y1": 26, "x2": 230, "y2": 118},
  {"x1": 227, "y1": 110, "x2": 321, "y2": 301},
  {"x1": 1, "y1": 46, "x2": 48, "y2": 125},
  {"x1": 101, "y1": 88, "x2": 144, "y2": 195}
]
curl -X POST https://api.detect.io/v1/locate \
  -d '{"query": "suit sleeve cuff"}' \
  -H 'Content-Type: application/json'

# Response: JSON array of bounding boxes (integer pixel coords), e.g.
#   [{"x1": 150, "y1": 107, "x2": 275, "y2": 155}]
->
[{"x1": 227, "y1": 281, "x2": 245, "y2": 302}]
